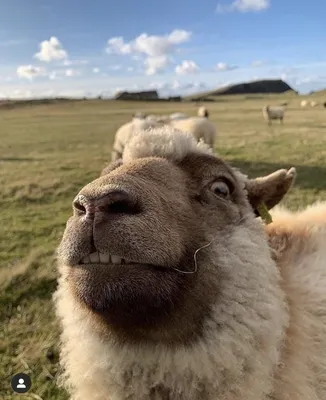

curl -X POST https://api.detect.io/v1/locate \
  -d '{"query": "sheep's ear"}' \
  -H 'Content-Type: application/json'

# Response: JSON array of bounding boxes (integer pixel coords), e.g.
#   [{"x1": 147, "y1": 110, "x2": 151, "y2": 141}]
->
[
  {"x1": 100, "y1": 159, "x2": 123, "y2": 176},
  {"x1": 245, "y1": 167, "x2": 296, "y2": 215}
]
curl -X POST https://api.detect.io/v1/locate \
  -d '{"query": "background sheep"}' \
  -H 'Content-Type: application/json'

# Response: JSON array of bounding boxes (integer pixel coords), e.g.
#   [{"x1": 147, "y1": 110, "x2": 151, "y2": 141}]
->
[
  {"x1": 310, "y1": 100, "x2": 318, "y2": 107},
  {"x1": 55, "y1": 126, "x2": 326, "y2": 400},
  {"x1": 262, "y1": 105, "x2": 285, "y2": 125},
  {"x1": 300, "y1": 100, "x2": 308, "y2": 108},
  {"x1": 111, "y1": 118, "x2": 160, "y2": 161},
  {"x1": 197, "y1": 106, "x2": 209, "y2": 118},
  {"x1": 324, "y1": 101, "x2": 326, "y2": 108},
  {"x1": 169, "y1": 116, "x2": 217, "y2": 148}
]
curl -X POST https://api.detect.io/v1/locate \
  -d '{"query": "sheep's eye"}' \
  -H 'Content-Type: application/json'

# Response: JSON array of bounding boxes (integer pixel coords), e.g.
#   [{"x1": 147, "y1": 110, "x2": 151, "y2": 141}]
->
[{"x1": 210, "y1": 180, "x2": 230, "y2": 198}]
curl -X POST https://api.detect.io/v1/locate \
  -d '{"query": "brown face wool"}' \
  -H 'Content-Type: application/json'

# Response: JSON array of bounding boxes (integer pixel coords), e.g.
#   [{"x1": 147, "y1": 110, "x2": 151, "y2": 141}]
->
[{"x1": 54, "y1": 126, "x2": 326, "y2": 400}]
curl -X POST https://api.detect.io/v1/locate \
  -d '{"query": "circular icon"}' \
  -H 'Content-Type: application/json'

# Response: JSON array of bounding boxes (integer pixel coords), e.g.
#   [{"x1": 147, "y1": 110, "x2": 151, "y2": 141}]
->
[{"x1": 11, "y1": 373, "x2": 32, "y2": 394}]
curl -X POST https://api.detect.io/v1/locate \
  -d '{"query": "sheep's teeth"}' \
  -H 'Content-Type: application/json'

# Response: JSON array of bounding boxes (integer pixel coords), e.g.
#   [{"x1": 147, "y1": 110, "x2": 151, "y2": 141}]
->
[
  {"x1": 99, "y1": 252, "x2": 111, "y2": 263},
  {"x1": 82, "y1": 255, "x2": 91, "y2": 264},
  {"x1": 89, "y1": 252, "x2": 100, "y2": 263},
  {"x1": 111, "y1": 255, "x2": 122, "y2": 264}
]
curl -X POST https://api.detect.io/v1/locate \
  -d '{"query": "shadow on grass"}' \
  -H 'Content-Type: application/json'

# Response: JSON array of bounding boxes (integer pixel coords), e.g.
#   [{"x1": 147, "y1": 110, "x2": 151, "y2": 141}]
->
[
  {"x1": 228, "y1": 159, "x2": 326, "y2": 191},
  {"x1": 0, "y1": 157, "x2": 44, "y2": 162}
]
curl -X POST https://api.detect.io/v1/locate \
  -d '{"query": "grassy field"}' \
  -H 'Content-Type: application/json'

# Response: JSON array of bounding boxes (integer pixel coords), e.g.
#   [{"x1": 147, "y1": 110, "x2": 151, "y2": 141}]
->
[{"x1": 1, "y1": 95, "x2": 326, "y2": 399}]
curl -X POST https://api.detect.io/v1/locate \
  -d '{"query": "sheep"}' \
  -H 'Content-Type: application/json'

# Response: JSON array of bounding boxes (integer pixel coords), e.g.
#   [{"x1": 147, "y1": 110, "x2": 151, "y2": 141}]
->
[
  {"x1": 169, "y1": 116, "x2": 217, "y2": 149},
  {"x1": 197, "y1": 106, "x2": 209, "y2": 118},
  {"x1": 324, "y1": 101, "x2": 326, "y2": 108},
  {"x1": 262, "y1": 105, "x2": 285, "y2": 125},
  {"x1": 301, "y1": 100, "x2": 308, "y2": 108},
  {"x1": 310, "y1": 100, "x2": 318, "y2": 107},
  {"x1": 55, "y1": 125, "x2": 326, "y2": 400},
  {"x1": 111, "y1": 118, "x2": 160, "y2": 161}
]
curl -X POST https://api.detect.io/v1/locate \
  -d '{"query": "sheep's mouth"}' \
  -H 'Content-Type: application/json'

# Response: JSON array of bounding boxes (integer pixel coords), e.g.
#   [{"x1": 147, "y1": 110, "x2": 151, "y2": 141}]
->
[{"x1": 78, "y1": 251, "x2": 141, "y2": 266}]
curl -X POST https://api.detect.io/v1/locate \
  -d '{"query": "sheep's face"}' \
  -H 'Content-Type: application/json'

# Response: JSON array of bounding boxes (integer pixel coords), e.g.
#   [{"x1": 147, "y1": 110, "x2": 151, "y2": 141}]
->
[{"x1": 58, "y1": 135, "x2": 295, "y2": 343}]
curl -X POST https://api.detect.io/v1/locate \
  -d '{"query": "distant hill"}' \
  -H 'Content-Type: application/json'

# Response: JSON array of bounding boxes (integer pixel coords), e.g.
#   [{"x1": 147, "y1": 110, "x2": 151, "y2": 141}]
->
[
  {"x1": 115, "y1": 90, "x2": 159, "y2": 100},
  {"x1": 185, "y1": 79, "x2": 297, "y2": 101},
  {"x1": 308, "y1": 88, "x2": 326, "y2": 96}
]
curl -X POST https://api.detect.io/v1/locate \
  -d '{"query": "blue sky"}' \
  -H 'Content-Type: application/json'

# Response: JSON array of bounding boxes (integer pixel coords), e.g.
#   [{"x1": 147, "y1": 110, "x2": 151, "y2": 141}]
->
[{"x1": 0, "y1": 0, "x2": 325, "y2": 98}]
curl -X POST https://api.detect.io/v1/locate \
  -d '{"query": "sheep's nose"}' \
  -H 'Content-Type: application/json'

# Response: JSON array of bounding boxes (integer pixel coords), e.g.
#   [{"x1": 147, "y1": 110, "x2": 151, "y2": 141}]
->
[{"x1": 73, "y1": 189, "x2": 141, "y2": 219}]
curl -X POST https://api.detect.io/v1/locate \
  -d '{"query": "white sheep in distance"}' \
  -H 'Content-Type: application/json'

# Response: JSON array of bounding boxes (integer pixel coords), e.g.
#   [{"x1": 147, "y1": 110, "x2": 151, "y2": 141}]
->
[
  {"x1": 310, "y1": 100, "x2": 318, "y2": 107},
  {"x1": 55, "y1": 126, "x2": 326, "y2": 400},
  {"x1": 262, "y1": 105, "x2": 285, "y2": 125},
  {"x1": 169, "y1": 116, "x2": 217, "y2": 149},
  {"x1": 301, "y1": 100, "x2": 309, "y2": 108},
  {"x1": 197, "y1": 106, "x2": 209, "y2": 118}
]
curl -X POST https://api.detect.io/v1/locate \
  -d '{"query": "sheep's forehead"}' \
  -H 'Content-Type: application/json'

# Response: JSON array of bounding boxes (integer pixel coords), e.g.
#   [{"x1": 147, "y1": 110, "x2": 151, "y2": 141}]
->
[
  {"x1": 106, "y1": 155, "x2": 247, "y2": 200},
  {"x1": 122, "y1": 126, "x2": 213, "y2": 163}
]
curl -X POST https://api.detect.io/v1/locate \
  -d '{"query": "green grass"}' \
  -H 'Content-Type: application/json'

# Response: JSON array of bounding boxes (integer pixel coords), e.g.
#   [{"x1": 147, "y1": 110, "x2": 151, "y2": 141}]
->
[{"x1": 1, "y1": 96, "x2": 326, "y2": 399}]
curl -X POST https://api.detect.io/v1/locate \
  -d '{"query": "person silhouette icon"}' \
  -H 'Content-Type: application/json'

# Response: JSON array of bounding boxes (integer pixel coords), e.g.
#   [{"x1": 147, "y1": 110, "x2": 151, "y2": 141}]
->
[
  {"x1": 17, "y1": 378, "x2": 26, "y2": 389},
  {"x1": 11, "y1": 373, "x2": 31, "y2": 393}
]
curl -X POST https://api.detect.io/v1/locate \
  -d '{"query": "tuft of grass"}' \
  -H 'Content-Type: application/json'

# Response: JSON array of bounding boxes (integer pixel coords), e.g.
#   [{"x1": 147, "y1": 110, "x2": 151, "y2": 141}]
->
[{"x1": 1, "y1": 97, "x2": 326, "y2": 398}]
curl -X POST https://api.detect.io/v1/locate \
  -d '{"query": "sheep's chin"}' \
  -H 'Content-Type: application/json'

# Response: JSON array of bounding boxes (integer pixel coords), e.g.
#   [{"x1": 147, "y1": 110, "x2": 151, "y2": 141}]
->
[{"x1": 68, "y1": 262, "x2": 189, "y2": 331}]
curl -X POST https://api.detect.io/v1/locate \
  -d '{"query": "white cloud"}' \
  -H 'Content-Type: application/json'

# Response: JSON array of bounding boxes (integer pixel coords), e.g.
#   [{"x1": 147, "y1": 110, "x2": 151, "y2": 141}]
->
[
  {"x1": 17, "y1": 65, "x2": 47, "y2": 80},
  {"x1": 216, "y1": 62, "x2": 238, "y2": 71},
  {"x1": 106, "y1": 29, "x2": 192, "y2": 75},
  {"x1": 149, "y1": 79, "x2": 207, "y2": 95},
  {"x1": 63, "y1": 59, "x2": 88, "y2": 66},
  {"x1": 145, "y1": 55, "x2": 170, "y2": 75},
  {"x1": 34, "y1": 36, "x2": 68, "y2": 62},
  {"x1": 127, "y1": 66, "x2": 134, "y2": 72},
  {"x1": 65, "y1": 69, "x2": 80, "y2": 77},
  {"x1": 216, "y1": 0, "x2": 270, "y2": 13},
  {"x1": 92, "y1": 67, "x2": 100, "y2": 73},
  {"x1": 49, "y1": 71, "x2": 59, "y2": 80},
  {"x1": 107, "y1": 37, "x2": 133, "y2": 55},
  {"x1": 175, "y1": 60, "x2": 199, "y2": 75}
]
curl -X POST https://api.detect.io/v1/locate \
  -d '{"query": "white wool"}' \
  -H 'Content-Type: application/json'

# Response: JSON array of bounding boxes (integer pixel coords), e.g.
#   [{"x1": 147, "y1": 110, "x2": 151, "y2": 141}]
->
[
  {"x1": 197, "y1": 106, "x2": 209, "y2": 118},
  {"x1": 170, "y1": 116, "x2": 217, "y2": 149},
  {"x1": 262, "y1": 105, "x2": 285, "y2": 124},
  {"x1": 122, "y1": 125, "x2": 212, "y2": 163}
]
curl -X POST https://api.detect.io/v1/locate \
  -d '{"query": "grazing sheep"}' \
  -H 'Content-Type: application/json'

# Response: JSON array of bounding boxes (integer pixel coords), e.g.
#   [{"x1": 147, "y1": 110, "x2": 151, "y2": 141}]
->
[
  {"x1": 262, "y1": 105, "x2": 285, "y2": 125},
  {"x1": 300, "y1": 100, "x2": 308, "y2": 108},
  {"x1": 169, "y1": 112, "x2": 188, "y2": 120},
  {"x1": 55, "y1": 126, "x2": 326, "y2": 400},
  {"x1": 170, "y1": 116, "x2": 217, "y2": 148},
  {"x1": 310, "y1": 100, "x2": 318, "y2": 107},
  {"x1": 197, "y1": 106, "x2": 209, "y2": 118},
  {"x1": 111, "y1": 118, "x2": 159, "y2": 161},
  {"x1": 324, "y1": 101, "x2": 326, "y2": 108}
]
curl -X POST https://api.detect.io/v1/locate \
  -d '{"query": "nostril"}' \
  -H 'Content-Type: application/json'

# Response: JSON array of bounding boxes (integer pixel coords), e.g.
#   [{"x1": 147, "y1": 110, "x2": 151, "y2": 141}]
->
[
  {"x1": 100, "y1": 199, "x2": 140, "y2": 214},
  {"x1": 73, "y1": 199, "x2": 86, "y2": 214},
  {"x1": 99, "y1": 190, "x2": 141, "y2": 215}
]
